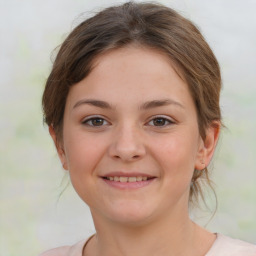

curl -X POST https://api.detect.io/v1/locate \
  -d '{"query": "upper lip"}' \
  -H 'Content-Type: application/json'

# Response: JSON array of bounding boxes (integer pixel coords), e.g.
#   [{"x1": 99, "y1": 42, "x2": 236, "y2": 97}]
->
[{"x1": 100, "y1": 171, "x2": 156, "y2": 178}]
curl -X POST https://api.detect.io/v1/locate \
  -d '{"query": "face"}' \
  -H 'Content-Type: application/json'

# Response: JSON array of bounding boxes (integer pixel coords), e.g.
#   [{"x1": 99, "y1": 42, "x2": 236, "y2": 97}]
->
[{"x1": 51, "y1": 46, "x2": 218, "y2": 226}]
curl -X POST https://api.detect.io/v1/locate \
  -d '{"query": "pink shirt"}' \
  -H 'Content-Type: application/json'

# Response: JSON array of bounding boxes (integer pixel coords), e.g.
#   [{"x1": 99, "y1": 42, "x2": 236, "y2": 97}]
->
[{"x1": 39, "y1": 234, "x2": 256, "y2": 256}]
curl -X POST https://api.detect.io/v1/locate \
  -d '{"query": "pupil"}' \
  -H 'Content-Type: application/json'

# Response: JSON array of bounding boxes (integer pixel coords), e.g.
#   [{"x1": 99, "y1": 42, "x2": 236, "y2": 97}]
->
[
  {"x1": 154, "y1": 118, "x2": 165, "y2": 126},
  {"x1": 92, "y1": 118, "x2": 103, "y2": 126}
]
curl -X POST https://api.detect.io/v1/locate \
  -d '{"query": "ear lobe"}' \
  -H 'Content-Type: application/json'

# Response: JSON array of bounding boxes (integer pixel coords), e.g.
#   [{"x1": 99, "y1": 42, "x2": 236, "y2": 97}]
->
[
  {"x1": 49, "y1": 125, "x2": 68, "y2": 170},
  {"x1": 195, "y1": 121, "x2": 221, "y2": 170}
]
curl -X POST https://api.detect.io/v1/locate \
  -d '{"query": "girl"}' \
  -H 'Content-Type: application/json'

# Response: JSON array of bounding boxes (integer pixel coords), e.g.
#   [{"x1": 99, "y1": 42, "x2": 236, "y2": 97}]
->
[{"x1": 40, "y1": 2, "x2": 256, "y2": 255}]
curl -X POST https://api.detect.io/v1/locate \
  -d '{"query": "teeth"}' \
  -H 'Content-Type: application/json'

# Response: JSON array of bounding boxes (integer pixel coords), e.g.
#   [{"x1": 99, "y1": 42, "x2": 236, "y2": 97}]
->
[
  {"x1": 128, "y1": 177, "x2": 136, "y2": 182},
  {"x1": 136, "y1": 176, "x2": 143, "y2": 181},
  {"x1": 106, "y1": 176, "x2": 151, "y2": 182},
  {"x1": 120, "y1": 177, "x2": 128, "y2": 182}
]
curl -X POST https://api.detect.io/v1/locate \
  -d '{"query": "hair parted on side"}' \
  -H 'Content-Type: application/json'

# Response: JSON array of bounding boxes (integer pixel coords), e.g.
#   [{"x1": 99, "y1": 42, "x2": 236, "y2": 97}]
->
[{"x1": 42, "y1": 1, "x2": 222, "y2": 206}]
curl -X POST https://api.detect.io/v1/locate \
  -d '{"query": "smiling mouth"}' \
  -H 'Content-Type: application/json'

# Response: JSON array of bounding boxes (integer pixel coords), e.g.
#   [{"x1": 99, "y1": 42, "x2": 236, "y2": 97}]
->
[{"x1": 102, "y1": 176, "x2": 155, "y2": 182}]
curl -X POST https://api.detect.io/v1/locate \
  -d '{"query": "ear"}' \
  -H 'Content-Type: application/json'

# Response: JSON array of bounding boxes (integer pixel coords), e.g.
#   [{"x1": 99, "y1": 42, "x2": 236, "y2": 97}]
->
[
  {"x1": 49, "y1": 125, "x2": 68, "y2": 170},
  {"x1": 195, "y1": 121, "x2": 221, "y2": 170}
]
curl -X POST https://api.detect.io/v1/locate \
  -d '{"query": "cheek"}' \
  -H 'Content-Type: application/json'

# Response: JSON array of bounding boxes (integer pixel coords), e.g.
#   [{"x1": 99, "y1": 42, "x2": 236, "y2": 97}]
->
[
  {"x1": 63, "y1": 133, "x2": 107, "y2": 203},
  {"x1": 153, "y1": 131, "x2": 199, "y2": 180},
  {"x1": 64, "y1": 131, "x2": 106, "y2": 176}
]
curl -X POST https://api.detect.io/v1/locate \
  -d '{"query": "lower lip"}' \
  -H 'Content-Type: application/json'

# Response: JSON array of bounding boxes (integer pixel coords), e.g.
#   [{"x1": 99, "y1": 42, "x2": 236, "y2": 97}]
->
[{"x1": 101, "y1": 178, "x2": 156, "y2": 189}]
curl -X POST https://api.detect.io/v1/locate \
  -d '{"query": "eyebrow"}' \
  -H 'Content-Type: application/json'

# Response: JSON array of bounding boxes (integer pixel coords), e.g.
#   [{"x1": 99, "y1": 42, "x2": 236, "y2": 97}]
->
[
  {"x1": 140, "y1": 99, "x2": 184, "y2": 110},
  {"x1": 73, "y1": 98, "x2": 184, "y2": 110},
  {"x1": 73, "y1": 99, "x2": 114, "y2": 109}
]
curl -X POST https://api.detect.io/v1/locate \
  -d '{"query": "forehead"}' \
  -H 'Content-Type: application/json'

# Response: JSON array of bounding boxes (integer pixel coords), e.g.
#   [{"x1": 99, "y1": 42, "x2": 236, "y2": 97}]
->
[
  {"x1": 65, "y1": 46, "x2": 193, "y2": 109},
  {"x1": 92, "y1": 45, "x2": 185, "y2": 83}
]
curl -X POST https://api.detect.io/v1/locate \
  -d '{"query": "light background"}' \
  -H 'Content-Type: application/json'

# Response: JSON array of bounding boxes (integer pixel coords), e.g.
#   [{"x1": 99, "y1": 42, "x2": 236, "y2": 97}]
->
[{"x1": 0, "y1": 0, "x2": 256, "y2": 255}]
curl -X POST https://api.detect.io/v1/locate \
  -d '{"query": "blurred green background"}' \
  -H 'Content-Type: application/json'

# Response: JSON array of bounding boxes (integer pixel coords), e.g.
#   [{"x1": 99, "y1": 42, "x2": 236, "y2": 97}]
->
[{"x1": 0, "y1": 0, "x2": 255, "y2": 255}]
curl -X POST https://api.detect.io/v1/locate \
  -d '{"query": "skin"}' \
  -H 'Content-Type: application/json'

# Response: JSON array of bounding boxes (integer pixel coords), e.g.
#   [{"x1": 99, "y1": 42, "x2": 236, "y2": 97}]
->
[{"x1": 50, "y1": 45, "x2": 220, "y2": 256}]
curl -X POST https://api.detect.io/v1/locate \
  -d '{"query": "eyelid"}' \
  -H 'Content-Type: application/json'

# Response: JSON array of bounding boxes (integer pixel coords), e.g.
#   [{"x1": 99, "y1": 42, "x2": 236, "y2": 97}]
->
[
  {"x1": 81, "y1": 115, "x2": 110, "y2": 126},
  {"x1": 146, "y1": 115, "x2": 175, "y2": 126},
  {"x1": 81, "y1": 115, "x2": 175, "y2": 127}
]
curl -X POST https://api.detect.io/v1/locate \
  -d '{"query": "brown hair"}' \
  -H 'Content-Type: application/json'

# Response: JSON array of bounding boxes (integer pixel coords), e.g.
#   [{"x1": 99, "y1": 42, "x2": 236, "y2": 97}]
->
[{"x1": 42, "y1": 1, "x2": 222, "y2": 205}]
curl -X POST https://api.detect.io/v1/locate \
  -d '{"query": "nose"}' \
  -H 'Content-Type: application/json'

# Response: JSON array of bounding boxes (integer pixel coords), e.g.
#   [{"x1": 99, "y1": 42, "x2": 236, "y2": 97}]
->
[{"x1": 108, "y1": 124, "x2": 146, "y2": 162}]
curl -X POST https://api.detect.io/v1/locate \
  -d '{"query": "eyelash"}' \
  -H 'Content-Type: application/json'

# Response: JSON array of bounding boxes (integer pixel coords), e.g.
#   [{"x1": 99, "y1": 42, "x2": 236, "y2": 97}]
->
[
  {"x1": 147, "y1": 116, "x2": 174, "y2": 127},
  {"x1": 82, "y1": 115, "x2": 175, "y2": 128},
  {"x1": 82, "y1": 116, "x2": 109, "y2": 127}
]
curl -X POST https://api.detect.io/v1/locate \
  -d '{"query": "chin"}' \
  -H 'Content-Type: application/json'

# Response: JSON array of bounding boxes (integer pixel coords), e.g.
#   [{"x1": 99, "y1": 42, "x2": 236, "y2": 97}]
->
[{"x1": 103, "y1": 202, "x2": 156, "y2": 226}]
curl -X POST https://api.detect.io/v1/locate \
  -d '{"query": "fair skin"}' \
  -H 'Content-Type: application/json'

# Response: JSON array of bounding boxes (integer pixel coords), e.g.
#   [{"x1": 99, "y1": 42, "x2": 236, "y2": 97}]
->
[{"x1": 50, "y1": 46, "x2": 220, "y2": 256}]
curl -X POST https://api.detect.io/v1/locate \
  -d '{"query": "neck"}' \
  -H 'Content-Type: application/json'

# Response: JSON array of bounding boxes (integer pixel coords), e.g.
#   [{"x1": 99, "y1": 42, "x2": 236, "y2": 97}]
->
[{"x1": 84, "y1": 208, "x2": 215, "y2": 256}]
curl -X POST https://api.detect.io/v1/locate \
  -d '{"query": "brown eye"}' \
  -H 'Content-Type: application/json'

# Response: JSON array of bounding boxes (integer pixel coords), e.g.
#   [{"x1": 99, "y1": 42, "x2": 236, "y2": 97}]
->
[
  {"x1": 153, "y1": 118, "x2": 167, "y2": 126},
  {"x1": 91, "y1": 118, "x2": 104, "y2": 126},
  {"x1": 82, "y1": 117, "x2": 107, "y2": 127},
  {"x1": 148, "y1": 117, "x2": 173, "y2": 127}
]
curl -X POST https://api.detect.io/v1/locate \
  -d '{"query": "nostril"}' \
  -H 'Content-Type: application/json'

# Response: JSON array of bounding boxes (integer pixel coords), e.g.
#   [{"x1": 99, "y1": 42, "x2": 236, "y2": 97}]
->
[
  {"x1": 108, "y1": 141, "x2": 146, "y2": 161},
  {"x1": 113, "y1": 154, "x2": 140, "y2": 159}
]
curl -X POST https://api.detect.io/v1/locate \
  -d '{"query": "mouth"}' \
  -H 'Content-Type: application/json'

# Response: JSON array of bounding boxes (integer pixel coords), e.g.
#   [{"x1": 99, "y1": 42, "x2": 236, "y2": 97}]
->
[
  {"x1": 102, "y1": 176, "x2": 155, "y2": 182},
  {"x1": 100, "y1": 173, "x2": 156, "y2": 189}
]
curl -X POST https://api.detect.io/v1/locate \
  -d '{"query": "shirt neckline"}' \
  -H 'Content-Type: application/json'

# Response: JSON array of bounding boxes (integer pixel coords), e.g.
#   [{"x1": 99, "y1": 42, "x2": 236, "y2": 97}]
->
[{"x1": 81, "y1": 233, "x2": 220, "y2": 256}]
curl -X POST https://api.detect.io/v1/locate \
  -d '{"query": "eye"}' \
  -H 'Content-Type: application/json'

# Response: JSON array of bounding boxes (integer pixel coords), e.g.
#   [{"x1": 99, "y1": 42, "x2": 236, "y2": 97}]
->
[
  {"x1": 82, "y1": 116, "x2": 109, "y2": 127},
  {"x1": 148, "y1": 116, "x2": 174, "y2": 127}
]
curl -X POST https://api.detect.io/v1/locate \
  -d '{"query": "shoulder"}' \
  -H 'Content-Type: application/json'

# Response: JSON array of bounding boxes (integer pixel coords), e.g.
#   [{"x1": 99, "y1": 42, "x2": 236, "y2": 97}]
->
[
  {"x1": 38, "y1": 239, "x2": 87, "y2": 256},
  {"x1": 206, "y1": 233, "x2": 256, "y2": 256},
  {"x1": 39, "y1": 246, "x2": 70, "y2": 256}
]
